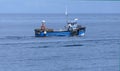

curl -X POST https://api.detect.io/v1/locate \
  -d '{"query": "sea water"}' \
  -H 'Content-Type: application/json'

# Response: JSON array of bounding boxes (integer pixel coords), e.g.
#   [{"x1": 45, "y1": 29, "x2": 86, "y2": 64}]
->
[{"x1": 0, "y1": 13, "x2": 119, "y2": 71}]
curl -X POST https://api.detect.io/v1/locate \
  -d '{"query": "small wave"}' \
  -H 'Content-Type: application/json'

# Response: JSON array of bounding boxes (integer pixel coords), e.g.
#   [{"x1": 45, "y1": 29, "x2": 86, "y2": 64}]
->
[
  {"x1": 29, "y1": 46, "x2": 50, "y2": 48},
  {"x1": 0, "y1": 36, "x2": 35, "y2": 40},
  {"x1": 63, "y1": 44, "x2": 83, "y2": 47},
  {"x1": 6, "y1": 36, "x2": 34, "y2": 39}
]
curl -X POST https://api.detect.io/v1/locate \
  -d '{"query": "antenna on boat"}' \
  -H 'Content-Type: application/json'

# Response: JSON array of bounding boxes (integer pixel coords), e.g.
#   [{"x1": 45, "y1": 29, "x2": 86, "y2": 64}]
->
[{"x1": 65, "y1": 6, "x2": 68, "y2": 24}]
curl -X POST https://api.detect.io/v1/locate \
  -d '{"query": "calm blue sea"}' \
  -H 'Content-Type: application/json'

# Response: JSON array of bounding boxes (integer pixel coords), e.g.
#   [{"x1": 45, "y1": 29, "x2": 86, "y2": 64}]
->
[{"x1": 0, "y1": 13, "x2": 119, "y2": 71}]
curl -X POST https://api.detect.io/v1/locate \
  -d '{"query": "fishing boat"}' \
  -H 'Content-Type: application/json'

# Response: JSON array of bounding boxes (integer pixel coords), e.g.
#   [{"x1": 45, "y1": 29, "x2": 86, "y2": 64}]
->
[
  {"x1": 34, "y1": 21, "x2": 86, "y2": 37},
  {"x1": 34, "y1": 9, "x2": 86, "y2": 37}
]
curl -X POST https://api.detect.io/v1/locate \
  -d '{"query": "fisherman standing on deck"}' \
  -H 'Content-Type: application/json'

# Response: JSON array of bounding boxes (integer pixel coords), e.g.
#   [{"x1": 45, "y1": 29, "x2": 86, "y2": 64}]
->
[
  {"x1": 41, "y1": 20, "x2": 47, "y2": 35},
  {"x1": 41, "y1": 20, "x2": 46, "y2": 31},
  {"x1": 72, "y1": 18, "x2": 78, "y2": 30},
  {"x1": 66, "y1": 18, "x2": 79, "y2": 31}
]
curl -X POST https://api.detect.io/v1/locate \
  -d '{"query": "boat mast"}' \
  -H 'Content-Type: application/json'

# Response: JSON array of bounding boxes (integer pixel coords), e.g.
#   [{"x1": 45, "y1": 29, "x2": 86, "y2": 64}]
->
[{"x1": 65, "y1": 7, "x2": 68, "y2": 24}]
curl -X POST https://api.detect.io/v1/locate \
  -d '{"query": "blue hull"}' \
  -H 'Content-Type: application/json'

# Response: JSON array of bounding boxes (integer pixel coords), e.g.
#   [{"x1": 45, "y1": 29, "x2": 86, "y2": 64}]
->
[{"x1": 35, "y1": 30, "x2": 85, "y2": 37}]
